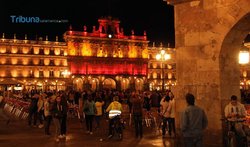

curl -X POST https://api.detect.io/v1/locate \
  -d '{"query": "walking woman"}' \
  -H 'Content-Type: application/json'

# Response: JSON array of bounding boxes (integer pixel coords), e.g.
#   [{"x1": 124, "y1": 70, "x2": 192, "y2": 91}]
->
[
  {"x1": 52, "y1": 95, "x2": 63, "y2": 142},
  {"x1": 44, "y1": 96, "x2": 53, "y2": 135},
  {"x1": 83, "y1": 95, "x2": 96, "y2": 135}
]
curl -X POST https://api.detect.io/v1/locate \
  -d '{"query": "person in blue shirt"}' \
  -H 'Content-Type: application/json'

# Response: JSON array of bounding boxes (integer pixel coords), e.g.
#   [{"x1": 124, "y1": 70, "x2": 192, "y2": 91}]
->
[{"x1": 180, "y1": 93, "x2": 208, "y2": 147}]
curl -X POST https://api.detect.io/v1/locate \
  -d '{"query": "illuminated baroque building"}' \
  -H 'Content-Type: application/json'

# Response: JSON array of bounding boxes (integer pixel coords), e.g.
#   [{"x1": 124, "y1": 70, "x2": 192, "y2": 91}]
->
[
  {"x1": 0, "y1": 34, "x2": 69, "y2": 91},
  {"x1": 64, "y1": 16, "x2": 149, "y2": 91},
  {"x1": 0, "y1": 16, "x2": 176, "y2": 92},
  {"x1": 147, "y1": 43, "x2": 176, "y2": 91}
]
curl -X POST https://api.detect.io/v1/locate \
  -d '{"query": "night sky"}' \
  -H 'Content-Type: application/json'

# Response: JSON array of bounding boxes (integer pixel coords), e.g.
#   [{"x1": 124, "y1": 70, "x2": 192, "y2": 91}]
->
[{"x1": 0, "y1": 0, "x2": 175, "y2": 47}]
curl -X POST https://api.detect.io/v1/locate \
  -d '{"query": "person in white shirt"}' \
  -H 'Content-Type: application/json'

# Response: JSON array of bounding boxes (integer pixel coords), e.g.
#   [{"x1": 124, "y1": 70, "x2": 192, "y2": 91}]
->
[
  {"x1": 224, "y1": 95, "x2": 246, "y2": 119},
  {"x1": 169, "y1": 91, "x2": 176, "y2": 137},
  {"x1": 224, "y1": 95, "x2": 247, "y2": 145},
  {"x1": 160, "y1": 95, "x2": 172, "y2": 138}
]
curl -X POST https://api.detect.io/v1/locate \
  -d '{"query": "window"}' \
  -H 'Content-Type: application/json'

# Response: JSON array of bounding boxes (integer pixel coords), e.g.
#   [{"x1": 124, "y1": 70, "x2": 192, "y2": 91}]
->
[
  {"x1": 150, "y1": 63, "x2": 153, "y2": 68},
  {"x1": 157, "y1": 63, "x2": 161, "y2": 68},
  {"x1": 50, "y1": 49, "x2": 54, "y2": 55},
  {"x1": 157, "y1": 73, "x2": 161, "y2": 79},
  {"x1": 49, "y1": 71, "x2": 54, "y2": 77},
  {"x1": 50, "y1": 60, "x2": 54, "y2": 66},
  {"x1": 39, "y1": 59, "x2": 43, "y2": 65},
  {"x1": 39, "y1": 48, "x2": 44, "y2": 55},
  {"x1": 39, "y1": 71, "x2": 44, "y2": 77}
]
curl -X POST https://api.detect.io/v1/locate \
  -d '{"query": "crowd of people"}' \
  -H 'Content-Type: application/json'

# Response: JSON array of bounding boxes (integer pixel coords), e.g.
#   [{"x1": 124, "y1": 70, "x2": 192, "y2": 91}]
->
[{"x1": 9, "y1": 88, "x2": 249, "y2": 146}]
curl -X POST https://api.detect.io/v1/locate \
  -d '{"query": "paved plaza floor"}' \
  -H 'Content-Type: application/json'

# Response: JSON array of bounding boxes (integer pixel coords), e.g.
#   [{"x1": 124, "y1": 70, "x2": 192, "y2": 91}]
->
[
  {"x1": 0, "y1": 104, "x2": 223, "y2": 147},
  {"x1": 0, "y1": 114, "x2": 180, "y2": 147}
]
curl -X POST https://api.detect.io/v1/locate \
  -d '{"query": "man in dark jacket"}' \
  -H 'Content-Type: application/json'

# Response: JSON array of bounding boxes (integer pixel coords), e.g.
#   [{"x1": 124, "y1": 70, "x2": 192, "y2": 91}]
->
[{"x1": 131, "y1": 93, "x2": 143, "y2": 138}]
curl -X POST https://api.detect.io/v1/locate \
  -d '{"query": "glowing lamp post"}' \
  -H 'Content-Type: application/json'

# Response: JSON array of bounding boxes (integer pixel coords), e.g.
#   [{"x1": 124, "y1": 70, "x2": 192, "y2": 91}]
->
[
  {"x1": 239, "y1": 44, "x2": 249, "y2": 90},
  {"x1": 239, "y1": 45, "x2": 249, "y2": 64},
  {"x1": 62, "y1": 70, "x2": 71, "y2": 78},
  {"x1": 156, "y1": 50, "x2": 171, "y2": 91}
]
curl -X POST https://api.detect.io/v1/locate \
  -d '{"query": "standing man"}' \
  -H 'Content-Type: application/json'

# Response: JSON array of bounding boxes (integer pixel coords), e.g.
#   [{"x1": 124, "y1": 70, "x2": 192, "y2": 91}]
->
[
  {"x1": 160, "y1": 95, "x2": 172, "y2": 138},
  {"x1": 180, "y1": 93, "x2": 208, "y2": 147},
  {"x1": 131, "y1": 93, "x2": 143, "y2": 139}
]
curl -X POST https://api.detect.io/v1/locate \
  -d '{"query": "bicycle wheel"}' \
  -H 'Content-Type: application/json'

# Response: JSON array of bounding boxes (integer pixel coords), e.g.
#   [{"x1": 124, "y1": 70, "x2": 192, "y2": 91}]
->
[{"x1": 227, "y1": 132, "x2": 237, "y2": 147}]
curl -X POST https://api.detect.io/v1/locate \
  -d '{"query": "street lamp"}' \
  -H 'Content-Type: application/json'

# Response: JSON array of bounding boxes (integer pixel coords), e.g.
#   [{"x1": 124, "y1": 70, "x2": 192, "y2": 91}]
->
[
  {"x1": 239, "y1": 44, "x2": 249, "y2": 90},
  {"x1": 239, "y1": 44, "x2": 249, "y2": 64},
  {"x1": 156, "y1": 49, "x2": 171, "y2": 91},
  {"x1": 62, "y1": 70, "x2": 71, "y2": 78}
]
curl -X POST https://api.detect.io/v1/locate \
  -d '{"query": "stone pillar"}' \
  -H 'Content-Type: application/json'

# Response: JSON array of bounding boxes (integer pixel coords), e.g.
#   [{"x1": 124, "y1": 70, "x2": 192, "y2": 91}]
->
[{"x1": 170, "y1": 0, "x2": 250, "y2": 146}]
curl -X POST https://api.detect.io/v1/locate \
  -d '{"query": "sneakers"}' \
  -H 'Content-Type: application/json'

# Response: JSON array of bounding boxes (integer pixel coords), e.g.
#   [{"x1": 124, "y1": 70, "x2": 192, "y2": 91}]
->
[
  {"x1": 89, "y1": 132, "x2": 93, "y2": 135},
  {"x1": 55, "y1": 138, "x2": 60, "y2": 142},
  {"x1": 86, "y1": 131, "x2": 90, "y2": 134},
  {"x1": 108, "y1": 135, "x2": 113, "y2": 139},
  {"x1": 38, "y1": 124, "x2": 44, "y2": 129},
  {"x1": 58, "y1": 135, "x2": 64, "y2": 139}
]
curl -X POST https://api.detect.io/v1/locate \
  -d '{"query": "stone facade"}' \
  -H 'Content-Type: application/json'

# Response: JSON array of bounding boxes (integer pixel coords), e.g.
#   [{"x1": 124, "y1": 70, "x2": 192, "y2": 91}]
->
[{"x1": 166, "y1": 0, "x2": 250, "y2": 145}]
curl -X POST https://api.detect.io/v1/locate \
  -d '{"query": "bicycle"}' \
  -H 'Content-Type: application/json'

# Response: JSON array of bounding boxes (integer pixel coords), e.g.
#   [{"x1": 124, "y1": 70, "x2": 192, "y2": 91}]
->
[
  {"x1": 107, "y1": 110, "x2": 124, "y2": 140},
  {"x1": 221, "y1": 118, "x2": 248, "y2": 147}
]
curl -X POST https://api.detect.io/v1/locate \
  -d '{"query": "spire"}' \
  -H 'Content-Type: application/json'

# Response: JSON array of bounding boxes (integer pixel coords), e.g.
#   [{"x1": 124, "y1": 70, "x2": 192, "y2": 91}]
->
[
  {"x1": 131, "y1": 30, "x2": 134, "y2": 35},
  {"x1": 143, "y1": 30, "x2": 147, "y2": 40},
  {"x1": 56, "y1": 36, "x2": 58, "y2": 42},
  {"x1": 83, "y1": 25, "x2": 87, "y2": 32},
  {"x1": 69, "y1": 25, "x2": 73, "y2": 35},
  {"x1": 46, "y1": 35, "x2": 48, "y2": 41},
  {"x1": 14, "y1": 33, "x2": 16, "y2": 39},
  {"x1": 2, "y1": 33, "x2": 5, "y2": 39},
  {"x1": 24, "y1": 34, "x2": 28, "y2": 43}
]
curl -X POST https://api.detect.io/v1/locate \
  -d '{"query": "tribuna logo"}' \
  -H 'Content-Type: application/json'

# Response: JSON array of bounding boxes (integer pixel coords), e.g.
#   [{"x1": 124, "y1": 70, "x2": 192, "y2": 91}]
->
[{"x1": 10, "y1": 15, "x2": 40, "y2": 23}]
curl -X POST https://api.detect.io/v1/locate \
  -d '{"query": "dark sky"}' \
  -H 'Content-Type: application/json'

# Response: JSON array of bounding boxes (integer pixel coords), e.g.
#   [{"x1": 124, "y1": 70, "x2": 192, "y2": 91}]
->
[{"x1": 0, "y1": 0, "x2": 175, "y2": 47}]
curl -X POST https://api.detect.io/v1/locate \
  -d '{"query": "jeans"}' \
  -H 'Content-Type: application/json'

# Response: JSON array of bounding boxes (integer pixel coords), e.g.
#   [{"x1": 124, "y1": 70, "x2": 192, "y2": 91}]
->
[
  {"x1": 169, "y1": 117, "x2": 176, "y2": 134},
  {"x1": 61, "y1": 114, "x2": 67, "y2": 135},
  {"x1": 44, "y1": 115, "x2": 52, "y2": 134},
  {"x1": 28, "y1": 109, "x2": 37, "y2": 126},
  {"x1": 53, "y1": 117, "x2": 61, "y2": 138},
  {"x1": 95, "y1": 115, "x2": 101, "y2": 128},
  {"x1": 85, "y1": 115, "x2": 94, "y2": 132},
  {"x1": 162, "y1": 117, "x2": 172, "y2": 136},
  {"x1": 133, "y1": 114, "x2": 143, "y2": 138},
  {"x1": 183, "y1": 136, "x2": 203, "y2": 147}
]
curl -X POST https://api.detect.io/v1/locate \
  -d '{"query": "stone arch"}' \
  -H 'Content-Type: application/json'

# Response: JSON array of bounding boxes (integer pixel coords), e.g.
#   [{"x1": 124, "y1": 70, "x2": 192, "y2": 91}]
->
[
  {"x1": 170, "y1": 0, "x2": 250, "y2": 145},
  {"x1": 135, "y1": 78, "x2": 144, "y2": 91},
  {"x1": 220, "y1": 12, "x2": 250, "y2": 101},
  {"x1": 90, "y1": 78, "x2": 99, "y2": 91},
  {"x1": 103, "y1": 78, "x2": 116, "y2": 89},
  {"x1": 121, "y1": 78, "x2": 129, "y2": 91},
  {"x1": 73, "y1": 77, "x2": 83, "y2": 91}
]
